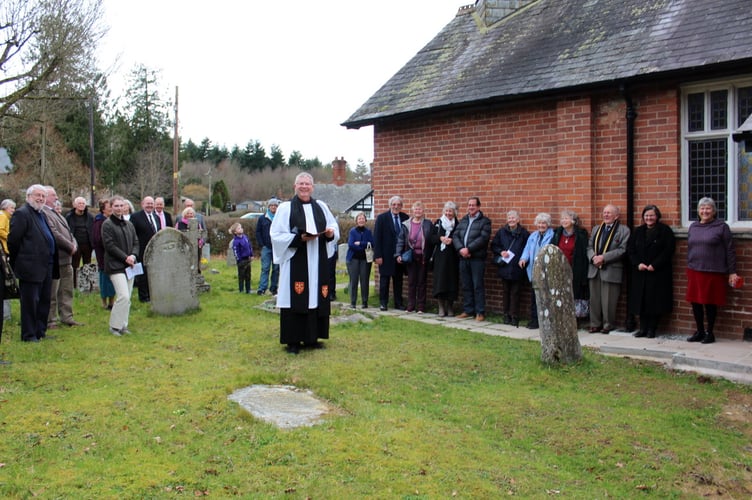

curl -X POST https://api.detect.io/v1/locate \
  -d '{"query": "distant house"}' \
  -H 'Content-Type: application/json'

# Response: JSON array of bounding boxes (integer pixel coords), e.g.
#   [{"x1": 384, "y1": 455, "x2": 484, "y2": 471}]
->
[
  {"x1": 315, "y1": 158, "x2": 374, "y2": 218},
  {"x1": 344, "y1": 0, "x2": 752, "y2": 339}
]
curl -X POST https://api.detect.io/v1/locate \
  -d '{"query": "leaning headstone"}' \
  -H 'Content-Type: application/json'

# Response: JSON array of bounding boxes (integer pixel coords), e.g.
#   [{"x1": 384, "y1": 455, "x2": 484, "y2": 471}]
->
[
  {"x1": 532, "y1": 244, "x2": 582, "y2": 364},
  {"x1": 144, "y1": 228, "x2": 199, "y2": 315}
]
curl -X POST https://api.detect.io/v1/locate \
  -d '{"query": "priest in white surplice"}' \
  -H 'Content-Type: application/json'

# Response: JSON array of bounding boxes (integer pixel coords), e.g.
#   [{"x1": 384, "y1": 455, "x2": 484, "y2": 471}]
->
[{"x1": 271, "y1": 172, "x2": 339, "y2": 354}]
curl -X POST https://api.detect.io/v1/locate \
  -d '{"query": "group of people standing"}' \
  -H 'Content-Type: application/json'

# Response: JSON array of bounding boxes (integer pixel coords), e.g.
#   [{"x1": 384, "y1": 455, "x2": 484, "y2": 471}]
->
[
  {"x1": 372, "y1": 196, "x2": 492, "y2": 320},
  {"x1": 368, "y1": 196, "x2": 738, "y2": 344}
]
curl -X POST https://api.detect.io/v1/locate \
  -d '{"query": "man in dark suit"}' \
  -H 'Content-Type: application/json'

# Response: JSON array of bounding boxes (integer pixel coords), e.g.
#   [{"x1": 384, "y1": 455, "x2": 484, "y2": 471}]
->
[
  {"x1": 8, "y1": 184, "x2": 57, "y2": 342},
  {"x1": 154, "y1": 197, "x2": 173, "y2": 230},
  {"x1": 129, "y1": 196, "x2": 160, "y2": 302},
  {"x1": 373, "y1": 195, "x2": 408, "y2": 311}
]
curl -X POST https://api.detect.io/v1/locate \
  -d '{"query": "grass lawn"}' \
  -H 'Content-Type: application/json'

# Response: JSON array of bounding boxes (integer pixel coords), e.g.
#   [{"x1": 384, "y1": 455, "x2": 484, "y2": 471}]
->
[{"x1": 1, "y1": 257, "x2": 751, "y2": 498}]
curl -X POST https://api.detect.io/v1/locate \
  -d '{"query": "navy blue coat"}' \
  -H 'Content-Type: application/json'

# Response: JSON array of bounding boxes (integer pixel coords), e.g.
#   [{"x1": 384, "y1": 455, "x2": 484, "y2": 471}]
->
[
  {"x1": 373, "y1": 210, "x2": 408, "y2": 277},
  {"x1": 491, "y1": 224, "x2": 529, "y2": 281},
  {"x1": 8, "y1": 204, "x2": 58, "y2": 282}
]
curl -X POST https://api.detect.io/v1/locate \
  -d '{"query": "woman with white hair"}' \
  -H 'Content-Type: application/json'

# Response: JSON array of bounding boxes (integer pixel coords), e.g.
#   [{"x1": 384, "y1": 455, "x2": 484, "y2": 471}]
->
[
  {"x1": 518, "y1": 212, "x2": 554, "y2": 329},
  {"x1": 491, "y1": 209, "x2": 529, "y2": 326},
  {"x1": 430, "y1": 201, "x2": 460, "y2": 316},
  {"x1": 685, "y1": 197, "x2": 739, "y2": 344}
]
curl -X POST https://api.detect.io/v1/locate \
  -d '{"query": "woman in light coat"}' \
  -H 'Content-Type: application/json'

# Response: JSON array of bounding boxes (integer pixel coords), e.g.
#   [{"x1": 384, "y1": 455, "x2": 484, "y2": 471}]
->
[{"x1": 518, "y1": 213, "x2": 554, "y2": 329}]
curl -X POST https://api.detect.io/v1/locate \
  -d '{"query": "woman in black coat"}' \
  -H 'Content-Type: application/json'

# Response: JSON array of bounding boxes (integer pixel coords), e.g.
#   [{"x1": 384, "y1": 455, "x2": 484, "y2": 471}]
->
[
  {"x1": 491, "y1": 210, "x2": 529, "y2": 326},
  {"x1": 430, "y1": 201, "x2": 460, "y2": 317},
  {"x1": 627, "y1": 205, "x2": 675, "y2": 338}
]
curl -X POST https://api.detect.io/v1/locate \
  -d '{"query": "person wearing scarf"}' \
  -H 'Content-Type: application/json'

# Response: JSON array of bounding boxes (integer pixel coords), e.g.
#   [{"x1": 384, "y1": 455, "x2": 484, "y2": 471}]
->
[
  {"x1": 586, "y1": 204, "x2": 630, "y2": 334},
  {"x1": 518, "y1": 212, "x2": 554, "y2": 329},
  {"x1": 430, "y1": 201, "x2": 461, "y2": 317},
  {"x1": 271, "y1": 173, "x2": 339, "y2": 354},
  {"x1": 256, "y1": 198, "x2": 280, "y2": 296}
]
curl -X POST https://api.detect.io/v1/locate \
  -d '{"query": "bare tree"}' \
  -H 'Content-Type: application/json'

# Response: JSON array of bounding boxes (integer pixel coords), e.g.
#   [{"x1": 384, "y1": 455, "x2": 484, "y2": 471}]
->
[
  {"x1": 125, "y1": 146, "x2": 172, "y2": 201},
  {"x1": 0, "y1": 0, "x2": 105, "y2": 119}
]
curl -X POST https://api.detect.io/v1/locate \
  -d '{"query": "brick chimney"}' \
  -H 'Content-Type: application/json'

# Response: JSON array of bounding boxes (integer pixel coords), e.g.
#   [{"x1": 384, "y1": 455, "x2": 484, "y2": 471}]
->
[
  {"x1": 475, "y1": 0, "x2": 537, "y2": 25},
  {"x1": 332, "y1": 157, "x2": 347, "y2": 186}
]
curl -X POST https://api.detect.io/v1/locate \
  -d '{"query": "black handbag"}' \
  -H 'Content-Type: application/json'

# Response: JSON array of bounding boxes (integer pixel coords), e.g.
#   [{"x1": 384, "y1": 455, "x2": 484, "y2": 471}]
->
[{"x1": 0, "y1": 248, "x2": 19, "y2": 300}]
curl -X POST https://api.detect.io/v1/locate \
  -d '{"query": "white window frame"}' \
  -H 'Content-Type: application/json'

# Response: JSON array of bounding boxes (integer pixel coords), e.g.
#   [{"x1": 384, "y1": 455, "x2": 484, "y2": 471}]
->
[{"x1": 681, "y1": 76, "x2": 752, "y2": 228}]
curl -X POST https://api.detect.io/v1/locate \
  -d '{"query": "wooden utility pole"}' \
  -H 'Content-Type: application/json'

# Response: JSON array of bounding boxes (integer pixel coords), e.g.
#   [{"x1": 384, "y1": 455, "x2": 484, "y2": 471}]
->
[{"x1": 173, "y1": 86, "x2": 180, "y2": 215}]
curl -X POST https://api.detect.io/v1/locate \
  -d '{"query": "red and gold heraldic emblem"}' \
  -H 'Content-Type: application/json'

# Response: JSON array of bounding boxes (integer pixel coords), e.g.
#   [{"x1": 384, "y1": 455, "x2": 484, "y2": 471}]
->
[
  {"x1": 294, "y1": 282, "x2": 305, "y2": 294},
  {"x1": 321, "y1": 285, "x2": 329, "y2": 298}
]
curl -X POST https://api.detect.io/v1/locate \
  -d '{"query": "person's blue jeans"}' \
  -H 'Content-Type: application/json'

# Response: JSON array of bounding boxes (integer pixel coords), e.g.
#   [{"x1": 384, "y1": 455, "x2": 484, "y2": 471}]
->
[
  {"x1": 259, "y1": 246, "x2": 279, "y2": 293},
  {"x1": 459, "y1": 258, "x2": 486, "y2": 315}
]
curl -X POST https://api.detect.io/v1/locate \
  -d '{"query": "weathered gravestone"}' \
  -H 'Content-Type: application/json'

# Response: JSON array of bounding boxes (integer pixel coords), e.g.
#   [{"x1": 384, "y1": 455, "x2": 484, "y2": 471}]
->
[
  {"x1": 532, "y1": 244, "x2": 582, "y2": 364},
  {"x1": 144, "y1": 228, "x2": 199, "y2": 315}
]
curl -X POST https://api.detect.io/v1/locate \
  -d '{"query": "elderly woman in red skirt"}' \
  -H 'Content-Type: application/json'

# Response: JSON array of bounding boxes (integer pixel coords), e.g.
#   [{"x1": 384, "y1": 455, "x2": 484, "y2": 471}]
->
[{"x1": 686, "y1": 197, "x2": 739, "y2": 344}]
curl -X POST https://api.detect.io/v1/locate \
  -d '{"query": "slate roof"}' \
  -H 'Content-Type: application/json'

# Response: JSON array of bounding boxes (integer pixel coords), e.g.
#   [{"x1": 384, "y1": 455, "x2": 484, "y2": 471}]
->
[
  {"x1": 343, "y1": 0, "x2": 752, "y2": 128},
  {"x1": 313, "y1": 184, "x2": 373, "y2": 214}
]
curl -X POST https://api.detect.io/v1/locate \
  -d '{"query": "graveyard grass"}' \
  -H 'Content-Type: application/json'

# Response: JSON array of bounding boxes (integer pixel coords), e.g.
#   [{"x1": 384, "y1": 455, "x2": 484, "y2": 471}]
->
[{"x1": 1, "y1": 258, "x2": 752, "y2": 498}]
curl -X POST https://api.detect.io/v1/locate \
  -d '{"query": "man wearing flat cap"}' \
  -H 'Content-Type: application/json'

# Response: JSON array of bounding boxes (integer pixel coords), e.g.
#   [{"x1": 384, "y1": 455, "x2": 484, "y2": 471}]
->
[{"x1": 256, "y1": 197, "x2": 280, "y2": 295}]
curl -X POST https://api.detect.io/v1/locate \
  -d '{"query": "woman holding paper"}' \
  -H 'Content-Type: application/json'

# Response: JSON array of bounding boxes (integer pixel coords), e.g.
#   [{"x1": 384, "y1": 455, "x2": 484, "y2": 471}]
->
[
  {"x1": 491, "y1": 210, "x2": 529, "y2": 326},
  {"x1": 551, "y1": 209, "x2": 589, "y2": 312},
  {"x1": 102, "y1": 195, "x2": 139, "y2": 336}
]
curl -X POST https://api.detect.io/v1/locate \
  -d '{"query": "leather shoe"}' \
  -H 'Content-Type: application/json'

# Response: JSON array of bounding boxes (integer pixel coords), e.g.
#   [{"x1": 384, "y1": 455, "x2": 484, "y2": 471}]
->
[
  {"x1": 63, "y1": 320, "x2": 84, "y2": 327},
  {"x1": 588, "y1": 327, "x2": 602, "y2": 333},
  {"x1": 601, "y1": 327, "x2": 614, "y2": 334},
  {"x1": 47, "y1": 323, "x2": 59, "y2": 330},
  {"x1": 475, "y1": 314, "x2": 485, "y2": 322},
  {"x1": 456, "y1": 312, "x2": 472, "y2": 319},
  {"x1": 634, "y1": 330, "x2": 647, "y2": 338},
  {"x1": 701, "y1": 332, "x2": 715, "y2": 344},
  {"x1": 687, "y1": 331, "x2": 705, "y2": 342}
]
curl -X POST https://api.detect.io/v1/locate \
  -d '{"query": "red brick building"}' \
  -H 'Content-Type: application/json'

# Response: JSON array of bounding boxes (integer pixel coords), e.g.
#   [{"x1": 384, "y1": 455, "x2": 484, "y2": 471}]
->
[{"x1": 343, "y1": 0, "x2": 752, "y2": 339}]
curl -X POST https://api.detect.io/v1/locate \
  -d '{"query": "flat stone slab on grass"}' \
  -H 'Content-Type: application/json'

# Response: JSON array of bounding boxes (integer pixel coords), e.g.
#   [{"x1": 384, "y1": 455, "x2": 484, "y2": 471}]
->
[{"x1": 228, "y1": 385, "x2": 336, "y2": 429}]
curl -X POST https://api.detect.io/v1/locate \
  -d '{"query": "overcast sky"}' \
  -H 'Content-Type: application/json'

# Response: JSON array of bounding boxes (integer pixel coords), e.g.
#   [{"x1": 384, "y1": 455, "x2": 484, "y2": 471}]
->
[{"x1": 97, "y1": 0, "x2": 467, "y2": 167}]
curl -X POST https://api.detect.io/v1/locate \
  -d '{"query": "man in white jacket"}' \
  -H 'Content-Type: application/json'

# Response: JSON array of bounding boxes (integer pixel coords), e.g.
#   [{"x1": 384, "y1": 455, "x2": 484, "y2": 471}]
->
[{"x1": 271, "y1": 173, "x2": 339, "y2": 354}]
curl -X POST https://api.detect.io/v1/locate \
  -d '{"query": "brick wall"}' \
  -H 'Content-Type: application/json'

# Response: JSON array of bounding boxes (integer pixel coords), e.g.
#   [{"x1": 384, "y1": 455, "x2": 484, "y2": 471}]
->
[{"x1": 371, "y1": 83, "x2": 751, "y2": 339}]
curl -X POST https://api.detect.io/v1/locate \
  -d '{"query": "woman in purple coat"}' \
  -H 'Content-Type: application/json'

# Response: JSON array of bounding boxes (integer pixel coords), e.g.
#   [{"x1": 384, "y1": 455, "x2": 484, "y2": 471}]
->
[
  {"x1": 685, "y1": 197, "x2": 739, "y2": 344},
  {"x1": 396, "y1": 201, "x2": 434, "y2": 314}
]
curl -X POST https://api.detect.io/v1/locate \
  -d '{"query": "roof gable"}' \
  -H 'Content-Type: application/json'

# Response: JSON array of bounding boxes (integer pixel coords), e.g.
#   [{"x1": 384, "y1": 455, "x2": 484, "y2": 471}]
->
[
  {"x1": 344, "y1": 0, "x2": 752, "y2": 128},
  {"x1": 314, "y1": 184, "x2": 373, "y2": 214}
]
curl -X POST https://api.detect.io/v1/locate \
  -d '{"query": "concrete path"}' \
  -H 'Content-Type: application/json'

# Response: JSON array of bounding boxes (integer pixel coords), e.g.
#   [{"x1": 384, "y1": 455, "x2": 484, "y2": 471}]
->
[{"x1": 372, "y1": 308, "x2": 752, "y2": 385}]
